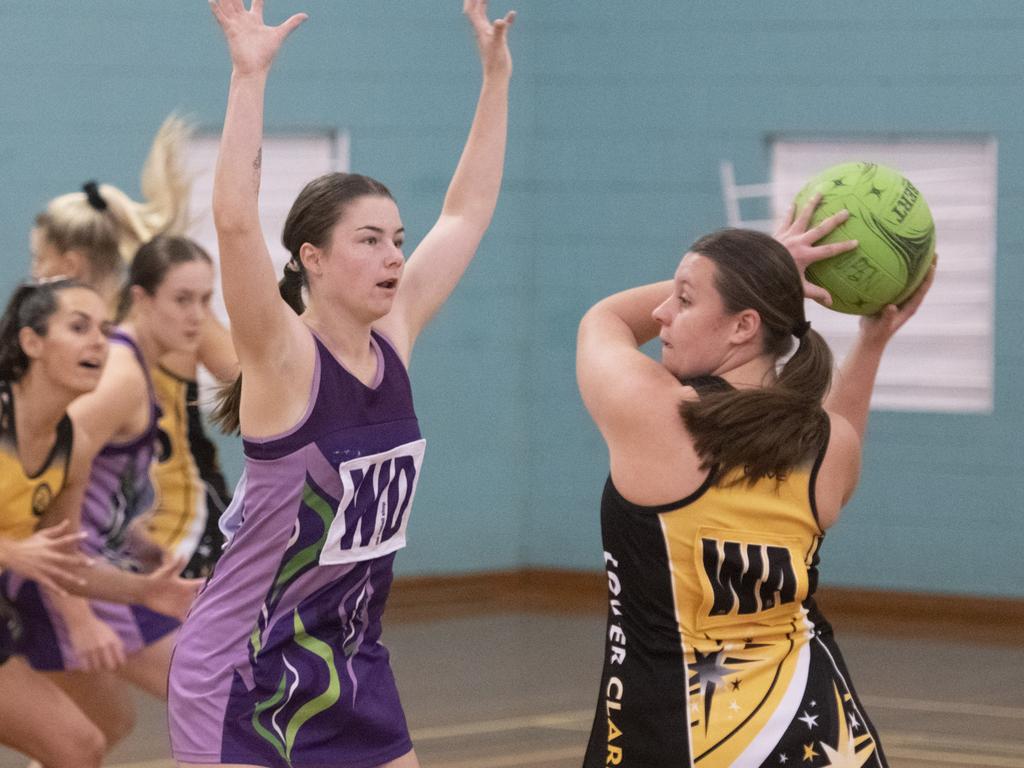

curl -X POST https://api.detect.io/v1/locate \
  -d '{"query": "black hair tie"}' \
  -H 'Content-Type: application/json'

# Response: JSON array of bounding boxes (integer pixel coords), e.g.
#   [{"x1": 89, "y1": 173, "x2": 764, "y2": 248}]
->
[
  {"x1": 82, "y1": 181, "x2": 108, "y2": 211},
  {"x1": 793, "y1": 320, "x2": 811, "y2": 339}
]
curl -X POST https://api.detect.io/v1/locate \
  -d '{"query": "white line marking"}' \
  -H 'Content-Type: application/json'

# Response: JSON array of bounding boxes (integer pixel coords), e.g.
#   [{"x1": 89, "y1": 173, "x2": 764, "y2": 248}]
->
[
  {"x1": 885, "y1": 747, "x2": 1024, "y2": 768},
  {"x1": 861, "y1": 695, "x2": 1024, "y2": 720},
  {"x1": 410, "y1": 710, "x2": 592, "y2": 740},
  {"x1": 884, "y1": 730, "x2": 1024, "y2": 755},
  {"x1": 429, "y1": 746, "x2": 583, "y2": 768}
]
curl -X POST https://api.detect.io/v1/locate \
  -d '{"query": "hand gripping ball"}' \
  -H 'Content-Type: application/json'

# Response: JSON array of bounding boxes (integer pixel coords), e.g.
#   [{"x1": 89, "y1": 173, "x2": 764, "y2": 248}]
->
[{"x1": 793, "y1": 162, "x2": 936, "y2": 315}]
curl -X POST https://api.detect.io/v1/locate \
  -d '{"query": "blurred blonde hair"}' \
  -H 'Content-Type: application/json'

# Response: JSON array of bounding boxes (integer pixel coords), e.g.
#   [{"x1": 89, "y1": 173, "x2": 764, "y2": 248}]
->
[{"x1": 34, "y1": 114, "x2": 194, "y2": 284}]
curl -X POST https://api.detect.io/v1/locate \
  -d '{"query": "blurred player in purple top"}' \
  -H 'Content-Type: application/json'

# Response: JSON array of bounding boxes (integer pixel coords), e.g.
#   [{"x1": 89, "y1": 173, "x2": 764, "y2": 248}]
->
[{"x1": 168, "y1": 1, "x2": 514, "y2": 766}]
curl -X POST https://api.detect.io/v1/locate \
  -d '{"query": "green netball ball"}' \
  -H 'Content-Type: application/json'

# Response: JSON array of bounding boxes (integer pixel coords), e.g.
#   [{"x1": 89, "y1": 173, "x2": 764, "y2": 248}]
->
[{"x1": 793, "y1": 162, "x2": 936, "y2": 315}]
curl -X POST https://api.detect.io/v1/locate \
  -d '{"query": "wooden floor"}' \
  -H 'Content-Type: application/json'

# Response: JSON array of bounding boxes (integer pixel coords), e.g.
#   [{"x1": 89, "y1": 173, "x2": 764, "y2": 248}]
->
[{"x1": 2, "y1": 575, "x2": 1023, "y2": 767}]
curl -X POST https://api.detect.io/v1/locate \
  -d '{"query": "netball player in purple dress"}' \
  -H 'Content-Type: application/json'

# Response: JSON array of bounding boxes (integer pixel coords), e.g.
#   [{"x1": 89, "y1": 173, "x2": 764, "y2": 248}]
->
[{"x1": 168, "y1": 1, "x2": 514, "y2": 766}]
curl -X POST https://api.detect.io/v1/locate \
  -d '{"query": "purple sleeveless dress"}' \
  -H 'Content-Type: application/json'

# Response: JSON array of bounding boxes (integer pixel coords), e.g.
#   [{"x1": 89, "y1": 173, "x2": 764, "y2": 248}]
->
[
  {"x1": 2, "y1": 330, "x2": 178, "y2": 671},
  {"x1": 168, "y1": 330, "x2": 425, "y2": 768}
]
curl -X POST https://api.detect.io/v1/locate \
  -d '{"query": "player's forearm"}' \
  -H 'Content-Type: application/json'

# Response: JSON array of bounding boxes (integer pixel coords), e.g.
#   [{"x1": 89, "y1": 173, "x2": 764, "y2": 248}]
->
[
  {"x1": 69, "y1": 560, "x2": 149, "y2": 605},
  {"x1": 586, "y1": 281, "x2": 672, "y2": 347},
  {"x1": 441, "y1": 73, "x2": 510, "y2": 229},
  {"x1": 212, "y1": 72, "x2": 267, "y2": 235},
  {"x1": 825, "y1": 335, "x2": 886, "y2": 440}
]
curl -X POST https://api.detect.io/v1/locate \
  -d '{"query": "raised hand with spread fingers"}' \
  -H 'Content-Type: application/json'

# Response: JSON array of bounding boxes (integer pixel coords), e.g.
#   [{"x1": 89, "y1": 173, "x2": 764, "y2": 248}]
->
[
  {"x1": 775, "y1": 192, "x2": 859, "y2": 306},
  {"x1": 208, "y1": 0, "x2": 307, "y2": 77}
]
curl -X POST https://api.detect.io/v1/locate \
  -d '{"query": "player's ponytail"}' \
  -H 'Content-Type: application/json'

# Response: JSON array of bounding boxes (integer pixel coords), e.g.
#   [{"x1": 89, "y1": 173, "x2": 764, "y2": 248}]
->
[
  {"x1": 33, "y1": 114, "x2": 193, "y2": 292},
  {"x1": 211, "y1": 261, "x2": 307, "y2": 435},
  {"x1": 679, "y1": 229, "x2": 833, "y2": 484}
]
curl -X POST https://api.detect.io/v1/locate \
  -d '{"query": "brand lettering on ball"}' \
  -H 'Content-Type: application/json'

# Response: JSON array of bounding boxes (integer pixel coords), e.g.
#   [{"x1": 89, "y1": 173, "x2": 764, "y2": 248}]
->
[{"x1": 891, "y1": 181, "x2": 920, "y2": 225}]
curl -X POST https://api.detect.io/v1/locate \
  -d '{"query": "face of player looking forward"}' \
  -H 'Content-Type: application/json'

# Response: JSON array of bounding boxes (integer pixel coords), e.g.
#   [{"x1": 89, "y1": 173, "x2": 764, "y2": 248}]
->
[
  {"x1": 133, "y1": 260, "x2": 215, "y2": 357},
  {"x1": 311, "y1": 195, "x2": 406, "y2": 324},
  {"x1": 651, "y1": 252, "x2": 743, "y2": 381},
  {"x1": 21, "y1": 287, "x2": 110, "y2": 396}
]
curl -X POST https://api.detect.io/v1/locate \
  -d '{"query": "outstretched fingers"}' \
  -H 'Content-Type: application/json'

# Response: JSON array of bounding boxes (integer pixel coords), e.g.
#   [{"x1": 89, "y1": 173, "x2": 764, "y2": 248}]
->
[
  {"x1": 277, "y1": 11, "x2": 309, "y2": 40},
  {"x1": 493, "y1": 10, "x2": 516, "y2": 35},
  {"x1": 897, "y1": 257, "x2": 937, "y2": 317},
  {"x1": 465, "y1": 0, "x2": 515, "y2": 36},
  {"x1": 774, "y1": 203, "x2": 797, "y2": 239},
  {"x1": 804, "y1": 208, "x2": 849, "y2": 244},
  {"x1": 793, "y1": 193, "x2": 822, "y2": 233},
  {"x1": 803, "y1": 279, "x2": 833, "y2": 307}
]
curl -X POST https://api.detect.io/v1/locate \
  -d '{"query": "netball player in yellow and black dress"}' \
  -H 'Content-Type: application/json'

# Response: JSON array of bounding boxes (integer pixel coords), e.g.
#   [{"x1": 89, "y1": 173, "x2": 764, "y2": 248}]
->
[
  {"x1": 0, "y1": 279, "x2": 106, "y2": 766},
  {"x1": 0, "y1": 278, "x2": 197, "y2": 766},
  {"x1": 576, "y1": 204, "x2": 934, "y2": 767},
  {"x1": 150, "y1": 356, "x2": 233, "y2": 577}
]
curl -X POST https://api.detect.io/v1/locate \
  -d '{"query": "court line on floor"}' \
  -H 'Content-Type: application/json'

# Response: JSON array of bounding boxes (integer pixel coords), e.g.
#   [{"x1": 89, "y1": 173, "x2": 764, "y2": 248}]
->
[
  {"x1": 884, "y1": 747, "x2": 1024, "y2": 768},
  {"x1": 427, "y1": 746, "x2": 582, "y2": 768},
  {"x1": 407, "y1": 693, "x2": 1024, "y2": 742},
  {"x1": 106, "y1": 697, "x2": 1024, "y2": 768},
  {"x1": 860, "y1": 694, "x2": 1024, "y2": 720},
  {"x1": 885, "y1": 730, "x2": 1024, "y2": 755},
  {"x1": 410, "y1": 710, "x2": 591, "y2": 740}
]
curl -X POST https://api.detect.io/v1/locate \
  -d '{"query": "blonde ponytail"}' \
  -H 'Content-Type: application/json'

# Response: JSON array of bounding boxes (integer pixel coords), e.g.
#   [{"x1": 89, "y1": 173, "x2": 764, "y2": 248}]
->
[{"x1": 34, "y1": 113, "x2": 195, "y2": 284}]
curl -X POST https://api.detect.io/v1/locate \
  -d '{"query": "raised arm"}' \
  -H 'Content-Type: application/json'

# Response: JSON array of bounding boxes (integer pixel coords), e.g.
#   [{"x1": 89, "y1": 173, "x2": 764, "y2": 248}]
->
[
  {"x1": 577, "y1": 282, "x2": 676, "y2": 436},
  {"x1": 378, "y1": 0, "x2": 515, "y2": 359},
  {"x1": 209, "y1": 0, "x2": 308, "y2": 365},
  {"x1": 825, "y1": 262, "x2": 936, "y2": 439},
  {"x1": 197, "y1": 311, "x2": 240, "y2": 382}
]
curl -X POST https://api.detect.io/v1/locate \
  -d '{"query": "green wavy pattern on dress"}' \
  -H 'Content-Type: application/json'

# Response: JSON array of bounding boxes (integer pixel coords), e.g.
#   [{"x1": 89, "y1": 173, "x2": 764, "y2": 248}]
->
[
  {"x1": 285, "y1": 609, "x2": 341, "y2": 761},
  {"x1": 271, "y1": 483, "x2": 335, "y2": 605},
  {"x1": 251, "y1": 669, "x2": 289, "y2": 762},
  {"x1": 249, "y1": 481, "x2": 335, "y2": 659}
]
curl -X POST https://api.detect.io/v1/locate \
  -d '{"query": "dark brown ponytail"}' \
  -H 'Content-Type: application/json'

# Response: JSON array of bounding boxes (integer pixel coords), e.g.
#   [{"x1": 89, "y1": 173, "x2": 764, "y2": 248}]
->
[
  {"x1": 211, "y1": 262, "x2": 307, "y2": 434},
  {"x1": 679, "y1": 229, "x2": 833, "y2": 484},
  {"x1": 211, "y1": 172, "x2": 392, "y2": 434}
]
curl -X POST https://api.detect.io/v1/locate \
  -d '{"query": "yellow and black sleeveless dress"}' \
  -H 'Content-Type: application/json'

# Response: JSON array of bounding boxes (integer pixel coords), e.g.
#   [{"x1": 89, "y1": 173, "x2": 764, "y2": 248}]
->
[
  {"x1": 0, "y1": 381, "x2": 72, "y2": 665},
  {"x1": 149, "y1": 366, "x2": 230, "y2": 578},
  {"x1": 583, "y1": 378, "x2": 887, "y2": 768}
]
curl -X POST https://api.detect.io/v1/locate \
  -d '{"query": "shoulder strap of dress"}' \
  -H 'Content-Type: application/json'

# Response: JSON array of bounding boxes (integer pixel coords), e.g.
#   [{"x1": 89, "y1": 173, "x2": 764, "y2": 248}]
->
[
  {"x1": 0, "y1": 381, "x2": 13, "y2": 439},
  {"x1": 53, "y1": 414, "x2": 74, "y2": 495},
  {"x1": 108, "y1": 329, "x2": 158, "y2": 413},
  {"x1": 807, "y1": 413, "x2": 832, "y2": 529}
]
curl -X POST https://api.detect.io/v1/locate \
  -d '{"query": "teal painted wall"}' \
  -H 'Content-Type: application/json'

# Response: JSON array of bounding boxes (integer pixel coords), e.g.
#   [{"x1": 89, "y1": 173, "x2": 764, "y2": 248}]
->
[{"x1": 2, "y1": 2, "x2": 1021, "y2": 595}]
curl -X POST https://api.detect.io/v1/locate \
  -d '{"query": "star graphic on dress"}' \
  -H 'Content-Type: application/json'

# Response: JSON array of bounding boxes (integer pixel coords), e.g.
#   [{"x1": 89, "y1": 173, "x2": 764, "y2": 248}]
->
[
  {"x1": 803, "y1": 743, "x2": 818, "y2": 762},
  {"x1": 818, "y1": 681, "x2": 876, "y2": 767},
  {"x1": 690, "y1": 649, "x2": 729, "y2": 689},
  {"x1": 798, "y1": 710, "x2": 819, "y2": 729},
  {"x1": 780, "y1": 753, "x2": 789, "y2": 764},
  {"x1": 731, "y1": 679, "x2": 741, "y2": 691},
  {"x1": 729, "y1": 700, "x2": 741, "y2": 712},
  {"x1": 690, "y1": 648, "x2": 731, "y2": 732},
  {"x1": 848, "y1": 711, "x2": 861, "y2": 731},
  {"x1": 820, "y1": 738, "x2": 875, "y2": 767}
]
